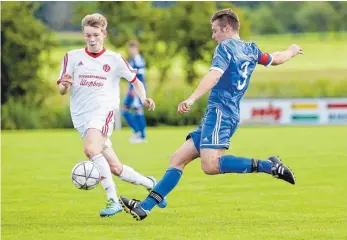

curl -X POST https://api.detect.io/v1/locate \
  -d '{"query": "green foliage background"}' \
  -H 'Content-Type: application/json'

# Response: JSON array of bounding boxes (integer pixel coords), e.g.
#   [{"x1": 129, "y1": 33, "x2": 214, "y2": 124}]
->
[{"x1": 1, "y1": 2, "x2": 347, "y2": 129}]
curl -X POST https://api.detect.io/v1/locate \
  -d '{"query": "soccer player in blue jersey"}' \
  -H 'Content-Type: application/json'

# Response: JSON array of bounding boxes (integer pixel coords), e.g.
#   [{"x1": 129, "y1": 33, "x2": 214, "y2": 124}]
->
[
  {"x1": 122, "y1": 40, "x2": 148, "y2": 143},
  {"x1": 120, "y1": 8, "x2": 303, "y2": 221}
]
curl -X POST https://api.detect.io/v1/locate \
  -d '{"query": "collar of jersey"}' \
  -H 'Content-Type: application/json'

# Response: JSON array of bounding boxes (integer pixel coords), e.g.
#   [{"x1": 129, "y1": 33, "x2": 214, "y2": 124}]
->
[
  {"x1": 85, "y1": 47, "x2": 106, "y2": 58},
  {"x1": 222, "y1": 37, "x2": 242, "y2": 44}
]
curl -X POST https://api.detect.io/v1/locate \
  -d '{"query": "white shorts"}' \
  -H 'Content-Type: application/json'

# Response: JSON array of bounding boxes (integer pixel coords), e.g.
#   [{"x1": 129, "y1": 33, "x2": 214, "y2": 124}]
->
[{"x1": 76, "y1": 110, "x2": 114, "y2": 148}]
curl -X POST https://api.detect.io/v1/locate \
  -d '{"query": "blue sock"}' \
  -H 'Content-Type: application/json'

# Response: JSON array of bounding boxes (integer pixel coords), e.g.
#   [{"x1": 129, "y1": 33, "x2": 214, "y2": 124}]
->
[
  {"x1": 134, "y1": 111, "x2": 146, "y2": 139},
  {"x1": 257, "y1": 160, "x2": 272, "y2": 174},
  {"x1": 141, "y1": 167, "x2": 183, "y2": 211},
  {"x1": 218, "y1": 155, "x2": 272, "y2": 174},
  {"x1": 122, "y1": 109, "x2": 139, "y2": 133}
]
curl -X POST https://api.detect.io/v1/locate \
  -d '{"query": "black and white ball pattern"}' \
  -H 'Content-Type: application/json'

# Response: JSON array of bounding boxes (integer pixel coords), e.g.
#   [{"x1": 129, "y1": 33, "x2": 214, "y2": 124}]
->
[{"x1": 71, "y1": 161, "x2": 100, "y2": 190}]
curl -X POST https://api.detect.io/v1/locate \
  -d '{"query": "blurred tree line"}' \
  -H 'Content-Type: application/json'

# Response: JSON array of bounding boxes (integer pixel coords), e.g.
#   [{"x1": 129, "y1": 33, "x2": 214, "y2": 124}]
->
[
  {"x1": 73, "y1": 2, "x2": 250, "y2": 86},
  {"x1": 36, "y1": 1, "x2": 347, "y2": 33},
  {"x1": 1, "y1": 2, "x2": 72, "y2": 129},
  {"x1": 1, "y1": 1, "x2": 347, "y2": 129},
  {"x1": 246, "y1": 2, "x2": 347, "y2": 34}
]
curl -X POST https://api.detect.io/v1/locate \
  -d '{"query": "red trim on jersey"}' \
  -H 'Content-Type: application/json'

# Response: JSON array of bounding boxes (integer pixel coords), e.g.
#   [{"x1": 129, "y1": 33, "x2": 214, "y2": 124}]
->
[
  {"x1": 85, "y1": 47, "x2": 106, "y2": 58},
  {"x1": 129, "y1": 76, "x2": 137, "y2": 83},
  {"x1": 102, "y1": 111, "x2": 114, "y2": 136},
  {"x1": 57, "y1": 53, "x2": 68, "y2": 85},
  {"x1": 121, "y1": 56, "x2": 134, "y2": 71},
  {"x1": 121, "y1": 56, "x2": 137, "y2": 82},
  {"x1": 258, "y1": 52, "x2": 270, "y2": 65}
]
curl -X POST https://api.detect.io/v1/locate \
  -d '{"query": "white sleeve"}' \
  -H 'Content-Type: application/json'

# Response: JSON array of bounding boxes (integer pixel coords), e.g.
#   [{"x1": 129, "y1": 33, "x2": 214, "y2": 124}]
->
[
  {"x1": 115, "y1": 55, "x2": 137, "y2": 83},
  {"x1": 57, "y1": 53, "x2": 74, "y2": 84}
]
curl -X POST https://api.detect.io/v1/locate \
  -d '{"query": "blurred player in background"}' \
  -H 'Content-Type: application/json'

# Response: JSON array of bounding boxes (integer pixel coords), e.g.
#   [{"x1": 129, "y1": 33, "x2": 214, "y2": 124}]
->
[
  {"x1": 120, "y1": 8, "x2": 303, "y2": 221},
  {"x1": 122, "y1": 40, "x2": 148, "y2": 144},
  {"x1": 57, "y1": 13, "x2": 166, "y2": 218}
]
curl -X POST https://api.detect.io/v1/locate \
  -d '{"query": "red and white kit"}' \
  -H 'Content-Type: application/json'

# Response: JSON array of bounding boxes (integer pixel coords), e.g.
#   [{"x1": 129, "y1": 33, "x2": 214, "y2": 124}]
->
[{"x1": 57, "y1": 48, "x2": 136, "y2": 138}]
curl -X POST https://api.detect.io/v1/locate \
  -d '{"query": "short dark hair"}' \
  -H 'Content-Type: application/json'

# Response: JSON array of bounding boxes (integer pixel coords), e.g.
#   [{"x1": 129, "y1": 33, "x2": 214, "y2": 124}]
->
[{"x1": 211, "y1": 8, "x2": 240, "y2": 31}]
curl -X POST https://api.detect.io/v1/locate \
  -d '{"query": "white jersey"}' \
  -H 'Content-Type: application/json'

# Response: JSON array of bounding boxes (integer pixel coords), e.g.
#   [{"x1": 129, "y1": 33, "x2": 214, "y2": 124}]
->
[{"x1": 57, "y1": 48, "x2": 136, "y2": 128}]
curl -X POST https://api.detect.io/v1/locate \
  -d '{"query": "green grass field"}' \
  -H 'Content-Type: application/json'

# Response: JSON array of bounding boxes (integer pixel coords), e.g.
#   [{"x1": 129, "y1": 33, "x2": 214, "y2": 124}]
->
[{"x1": 2, "y1": 126, "x2": 347, "y2": 240}]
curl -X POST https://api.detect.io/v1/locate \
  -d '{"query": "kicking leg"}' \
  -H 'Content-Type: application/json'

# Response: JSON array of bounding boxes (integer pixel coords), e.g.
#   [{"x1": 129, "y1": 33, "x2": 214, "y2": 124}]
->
[
  {"x1": 120, "y1": 138, "x2": 199, "y2": 221},
  {"x1": 84, "y1": 128, "x2": 122, "y2": 217},
  {"x1": 200, "y1": 148, "x2": 295, "y2": 184},
  {"x1": 102, "y1": 144, "x2": 152, "y2": 188},
  {"x1": 198, "y1": 107, "x2": 295, "y2": 184},
  {"x1": 102, "y1": 141, "x2": 167, "y2": 208}
]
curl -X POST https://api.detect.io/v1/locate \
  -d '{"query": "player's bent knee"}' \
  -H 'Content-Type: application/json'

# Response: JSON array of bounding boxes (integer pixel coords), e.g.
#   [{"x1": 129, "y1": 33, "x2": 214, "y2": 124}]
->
[
  {"x1": 109, "y1": 164, "x2": 123, "y2": 176},
  {"x1": 201, "y1": 159, "x2": 219, "y2": 175},
  {"x1": 84, "y1": 145, "x2": 100, "y2": 159}
]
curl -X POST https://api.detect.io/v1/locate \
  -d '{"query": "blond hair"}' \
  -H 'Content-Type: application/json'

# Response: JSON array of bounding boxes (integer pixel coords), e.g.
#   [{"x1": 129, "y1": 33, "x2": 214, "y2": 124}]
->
[
  {"x1": 211, "y1": 9, "x2": 240, "y2": 31},
  {"x1": 81, "y1": 13, "x2": 108, "y2": 32}
]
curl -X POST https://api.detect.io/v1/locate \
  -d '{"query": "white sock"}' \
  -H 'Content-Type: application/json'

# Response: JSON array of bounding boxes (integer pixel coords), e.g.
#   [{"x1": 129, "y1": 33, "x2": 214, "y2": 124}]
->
[
  {"x1": 119, "y1": 165, "x2": 154, "y2": 190},
  {"x1": 91, "y1": 153, "x2": 118, "y2": 200}
]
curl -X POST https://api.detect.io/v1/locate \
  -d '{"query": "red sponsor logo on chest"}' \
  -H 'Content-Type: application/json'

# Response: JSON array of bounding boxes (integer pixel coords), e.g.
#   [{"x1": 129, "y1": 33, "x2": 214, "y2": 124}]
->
[{"x1": 103, "y1": 64, "x2": 111, "y2": 72}]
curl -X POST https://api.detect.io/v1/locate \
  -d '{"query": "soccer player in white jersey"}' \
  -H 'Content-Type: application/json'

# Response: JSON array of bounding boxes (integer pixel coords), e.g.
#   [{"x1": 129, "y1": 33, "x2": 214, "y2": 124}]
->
[{"x1": 57, "y1": 13, "x2": 167, "y2": 217}]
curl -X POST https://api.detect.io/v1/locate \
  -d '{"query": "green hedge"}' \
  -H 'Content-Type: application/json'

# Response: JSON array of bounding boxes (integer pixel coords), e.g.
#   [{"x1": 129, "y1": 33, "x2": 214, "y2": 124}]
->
[
  {"x1": 146, "y1": 87, "x2": 208, "y2": 126},
  {"x1": 146, "y1": 78, "x2": 347, "y2": 126},
  {"x1": 2, "y1": 78, "x2": 346, "y2": 129},
  {"x1": 1, "y1": 97, "x2": 72, "y2": 130},
  {"x1": 246, "y1": 78, "x2": 347, "y2": 98}
]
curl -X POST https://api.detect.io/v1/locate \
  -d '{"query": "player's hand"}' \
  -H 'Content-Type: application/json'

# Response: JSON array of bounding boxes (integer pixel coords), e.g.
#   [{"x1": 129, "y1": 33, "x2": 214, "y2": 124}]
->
[
  {"x1": 177, "y1": 99, "x2": 194, "y2": 114},
  {"x1": 61, "y1": 74, "x2": 73, "y2": 88},
  {"x1": 143, "y1": 98, "x2": 155, "y2": 111},
  {"x1": 289, "y1": 44, "x2": 304, "y2": 56}
]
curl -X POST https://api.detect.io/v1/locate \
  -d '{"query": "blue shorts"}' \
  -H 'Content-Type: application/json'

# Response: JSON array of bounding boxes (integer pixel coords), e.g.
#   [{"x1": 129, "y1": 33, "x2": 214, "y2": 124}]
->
[
  {"x1": 123, "y1": 91, "x2": 143, "y2": 109},
  {"x1": 186, "y1": 107, "x2": 239, "y2": 154}
]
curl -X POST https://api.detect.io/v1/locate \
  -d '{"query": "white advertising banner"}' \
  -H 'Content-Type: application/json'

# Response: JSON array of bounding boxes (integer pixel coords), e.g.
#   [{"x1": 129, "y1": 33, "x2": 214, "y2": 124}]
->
[{"x1": 239, "y1": 98, "x2": 347, "y2": 125}]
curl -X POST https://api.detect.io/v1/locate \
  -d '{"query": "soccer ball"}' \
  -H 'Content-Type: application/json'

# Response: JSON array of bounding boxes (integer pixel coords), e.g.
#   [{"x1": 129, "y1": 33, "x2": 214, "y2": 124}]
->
[{"x1": 71, "y1": 161, "x2": 101, "y2": 190}]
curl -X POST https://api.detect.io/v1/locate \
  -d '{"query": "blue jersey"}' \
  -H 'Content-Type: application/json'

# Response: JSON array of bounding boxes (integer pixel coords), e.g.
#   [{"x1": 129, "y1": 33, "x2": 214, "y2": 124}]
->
[
  {"x1": 128, "y1": 54, "x2": 146, "y2": 90},
  {"x1": 208, "y1": 39, "x2": 272, "y2": 121}
]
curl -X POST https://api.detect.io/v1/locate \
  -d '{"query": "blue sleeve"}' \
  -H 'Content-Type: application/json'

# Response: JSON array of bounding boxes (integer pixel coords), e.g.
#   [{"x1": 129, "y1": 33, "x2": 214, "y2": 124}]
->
[
  {"x1": 210, "y1": 44, "x2": 232, "y2": 74},
  {"x1": 134, "y1": 55, "x2": 145, "y2": 68},
  {"x1": 128, "y1": 59, "x2": 136, "y2": 69},
  {"x1": 133, "y1": 55, "x2": 145, "y2": 75}
]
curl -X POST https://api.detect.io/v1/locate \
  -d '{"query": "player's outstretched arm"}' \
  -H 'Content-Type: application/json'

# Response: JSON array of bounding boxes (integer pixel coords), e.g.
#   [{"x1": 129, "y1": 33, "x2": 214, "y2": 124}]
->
[
  {"x1": 132, "y1": 79, "x2": 155, "y2": 111},
  {"x1": 177, "y1": 70, "x2": 222, "y2": 114},
  {"x1": 271, "y1": 44, "x2": 303, "y2": 66},
  {"x1": 188, "y1": 70, "x2": 222, "y2": 103}
]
